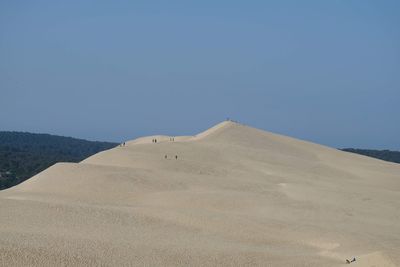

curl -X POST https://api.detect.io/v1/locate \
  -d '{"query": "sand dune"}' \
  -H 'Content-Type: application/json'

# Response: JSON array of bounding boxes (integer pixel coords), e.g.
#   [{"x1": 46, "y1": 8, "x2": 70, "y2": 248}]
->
[{"x1": 0, "y1": 121, "x2": 399, "y2": 266}]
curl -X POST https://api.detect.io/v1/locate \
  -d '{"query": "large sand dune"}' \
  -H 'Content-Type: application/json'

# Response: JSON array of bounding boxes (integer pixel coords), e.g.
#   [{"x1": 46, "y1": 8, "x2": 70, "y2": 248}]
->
[{"x1": 1, "y1": 121, "x2": 399, "y2": 266}]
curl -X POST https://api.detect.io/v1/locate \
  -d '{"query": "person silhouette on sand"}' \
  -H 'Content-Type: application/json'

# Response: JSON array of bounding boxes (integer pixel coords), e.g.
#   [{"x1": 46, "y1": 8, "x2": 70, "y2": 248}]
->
[{"x1": 346, "y1": 258, "x2": 356, "y2": 264}]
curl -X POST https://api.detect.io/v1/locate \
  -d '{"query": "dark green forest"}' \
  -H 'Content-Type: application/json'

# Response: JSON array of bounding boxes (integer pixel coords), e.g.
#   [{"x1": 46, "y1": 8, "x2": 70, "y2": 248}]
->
[
  {"x1": 341, "y1": 148, "x2": 400, "y2": 164},
  {"x1": 0, "y1": 132, "x2": 117, "y2": 190}
]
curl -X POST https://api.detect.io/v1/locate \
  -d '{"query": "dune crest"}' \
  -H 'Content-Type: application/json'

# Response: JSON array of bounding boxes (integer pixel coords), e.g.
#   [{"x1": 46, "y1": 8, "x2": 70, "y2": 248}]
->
[{"x1": 1, "y1": 121, "x2": 399, "y2": 266}]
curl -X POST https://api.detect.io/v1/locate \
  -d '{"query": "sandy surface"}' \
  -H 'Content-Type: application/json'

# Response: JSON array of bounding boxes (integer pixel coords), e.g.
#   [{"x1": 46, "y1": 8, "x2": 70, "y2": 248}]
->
[{"x1": 0, "y1": 121, "x2": 399, "y2": 266}]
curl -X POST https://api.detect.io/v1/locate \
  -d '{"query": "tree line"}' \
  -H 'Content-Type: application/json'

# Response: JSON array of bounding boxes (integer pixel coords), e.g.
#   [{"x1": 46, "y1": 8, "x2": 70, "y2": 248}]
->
[
  {"x1": 0, "y1": 131, "x2": 117, "y2": 190},
  {"x1": 341, "y1": 148, "x2": 400, "y2": 164}
]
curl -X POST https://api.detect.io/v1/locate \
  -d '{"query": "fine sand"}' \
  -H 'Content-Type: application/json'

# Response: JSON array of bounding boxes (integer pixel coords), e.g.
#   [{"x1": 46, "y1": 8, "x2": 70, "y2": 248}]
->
[{"x1": 0, "y1": 121, "x2": 399, "y2": 266}]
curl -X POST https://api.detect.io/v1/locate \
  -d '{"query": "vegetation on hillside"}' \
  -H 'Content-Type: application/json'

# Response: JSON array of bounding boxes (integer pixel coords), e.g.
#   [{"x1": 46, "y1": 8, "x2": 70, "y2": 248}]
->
[
  {"x1": 341, "y1": 148, "x2": 400, "y2": 164},
  {"x1": 0, "y1": 132, "x2": 118, "y2": 190}
]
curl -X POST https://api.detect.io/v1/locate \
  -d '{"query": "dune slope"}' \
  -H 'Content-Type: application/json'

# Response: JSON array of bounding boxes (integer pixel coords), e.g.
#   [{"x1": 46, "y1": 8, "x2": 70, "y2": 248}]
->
[{"x1": 0, "y1": 121, "x2": 399, "y2": 266}]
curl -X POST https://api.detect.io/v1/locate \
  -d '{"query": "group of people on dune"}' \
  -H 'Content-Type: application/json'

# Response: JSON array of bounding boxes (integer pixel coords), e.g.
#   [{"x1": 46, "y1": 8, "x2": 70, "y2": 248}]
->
[
  {"x1": 150, "y1": 138, "x2": 178, "y2": 160},
  {"x1": 164, "y1": 154, "x2": 178, "y2": 160}
]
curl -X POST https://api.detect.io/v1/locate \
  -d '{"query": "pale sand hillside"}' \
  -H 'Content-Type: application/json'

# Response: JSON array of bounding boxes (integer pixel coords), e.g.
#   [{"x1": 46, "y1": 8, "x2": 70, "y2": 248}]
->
[{"x1": 0, "y1": 121, "x2": 399, "y2": 266}]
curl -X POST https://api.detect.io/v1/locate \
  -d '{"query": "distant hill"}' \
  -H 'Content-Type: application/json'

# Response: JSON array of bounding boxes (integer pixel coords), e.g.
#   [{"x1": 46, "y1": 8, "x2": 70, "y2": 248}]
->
[
  {"x1": 341, "y1": 148, "x2": 400, "y2": 164},
  {"x1": 1, "y1": 130, "x2": 398, "y2": 191},
  {"x1": 0, "y1": 131, "x2": 118, "y2": 190}
]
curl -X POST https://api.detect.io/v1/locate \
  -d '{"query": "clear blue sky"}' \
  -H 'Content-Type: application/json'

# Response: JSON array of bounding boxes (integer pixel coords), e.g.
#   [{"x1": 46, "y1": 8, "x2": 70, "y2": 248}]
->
[{"x1": 1, "y1": 1, "x2": 399, "y2": 149}]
